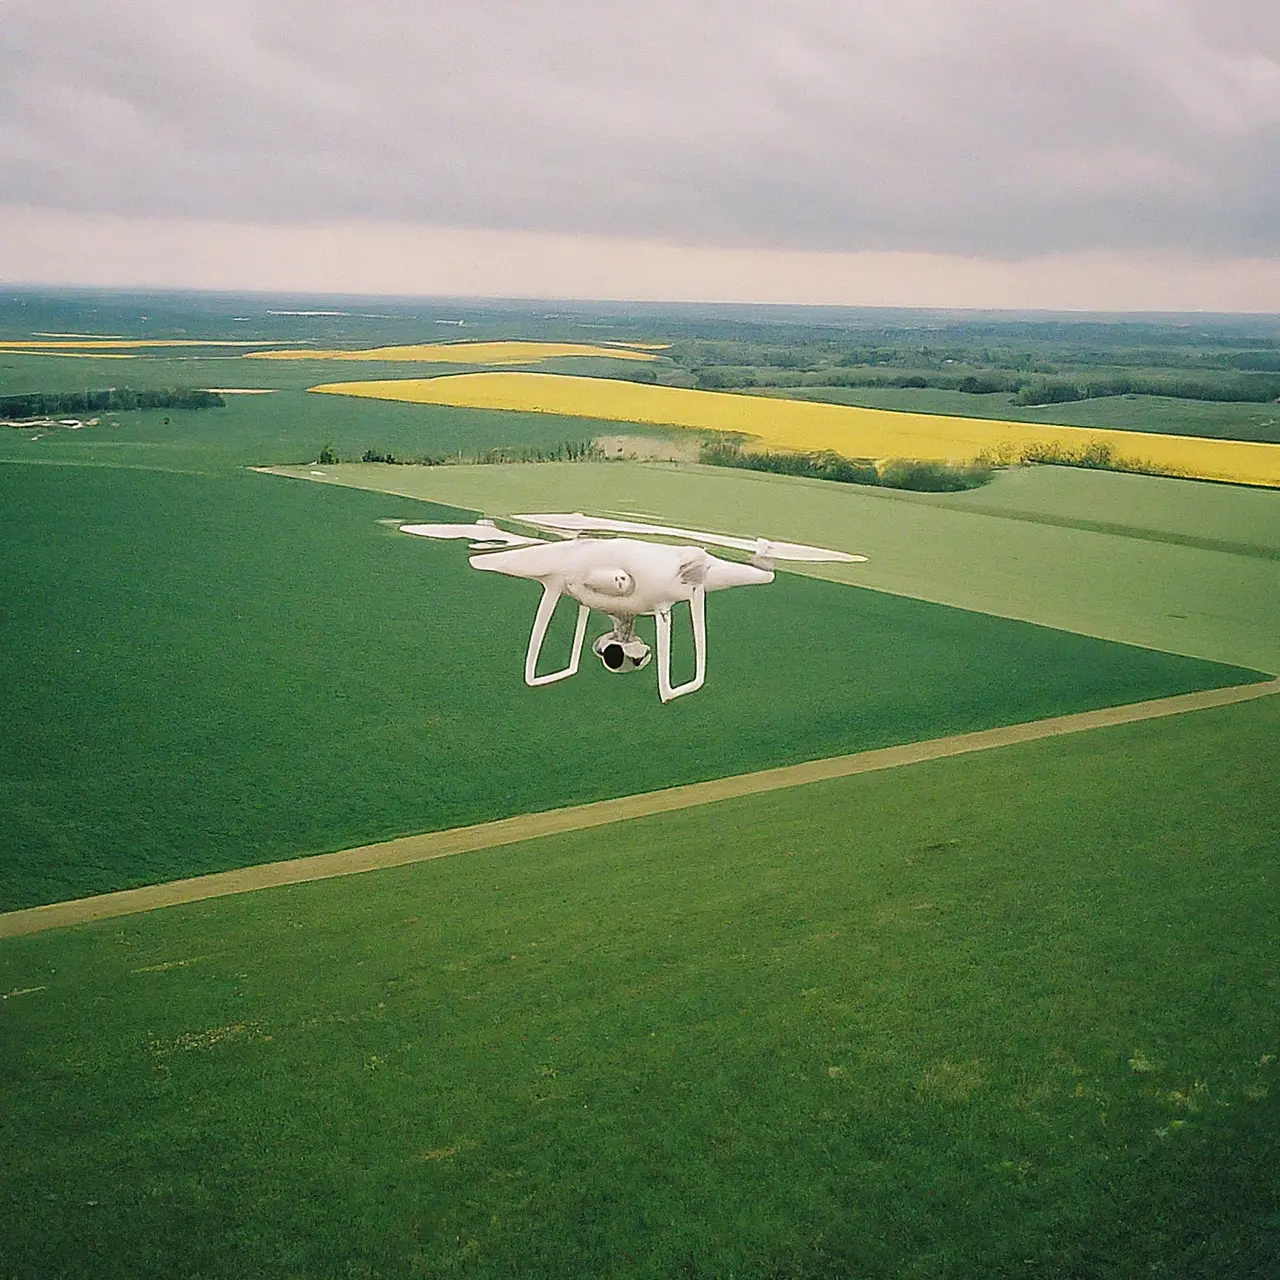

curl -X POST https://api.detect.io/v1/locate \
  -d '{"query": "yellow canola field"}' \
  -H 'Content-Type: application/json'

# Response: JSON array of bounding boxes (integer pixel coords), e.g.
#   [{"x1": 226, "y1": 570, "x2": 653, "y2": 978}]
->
[
  {"x1": 247, "y1": 341, "x2": 659, "y2": 364},
  {"x1": 309, "y1": 372, "x2": 1280, "y2": 488}
]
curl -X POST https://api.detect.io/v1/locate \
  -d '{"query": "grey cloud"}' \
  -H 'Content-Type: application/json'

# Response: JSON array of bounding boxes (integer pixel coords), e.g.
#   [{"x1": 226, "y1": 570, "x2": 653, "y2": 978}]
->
[{"x1": 2, "y1": 0, "x2": 1278, "y2": 257}]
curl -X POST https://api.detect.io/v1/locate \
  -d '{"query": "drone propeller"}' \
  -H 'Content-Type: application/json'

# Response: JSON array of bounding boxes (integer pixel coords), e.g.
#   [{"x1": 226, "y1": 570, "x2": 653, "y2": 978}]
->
[
  {"x1": 399, "y1": 520, "x2": 543, "y2": 550},
  {"x1": 512, "y1": 513, "x2": 868, "y2": 563}
]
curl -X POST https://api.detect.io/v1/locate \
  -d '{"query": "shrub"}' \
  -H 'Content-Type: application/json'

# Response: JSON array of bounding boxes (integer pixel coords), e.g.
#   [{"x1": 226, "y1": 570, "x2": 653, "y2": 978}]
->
[
  {"x1": 699, "y1": 441, "x2": 991, "y2": 492},
  {"x1": 975, "y1": 439, "x2": 1182, "y2": 478},
  {"x1": 878, "y1": 458, "x2": 992, "y2": 491}
]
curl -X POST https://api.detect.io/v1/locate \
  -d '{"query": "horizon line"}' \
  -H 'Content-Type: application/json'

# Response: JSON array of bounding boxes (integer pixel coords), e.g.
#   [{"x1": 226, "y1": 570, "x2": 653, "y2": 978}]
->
[{"x1": 3, "y1": 282, "x2": 1279, "y2": 323}]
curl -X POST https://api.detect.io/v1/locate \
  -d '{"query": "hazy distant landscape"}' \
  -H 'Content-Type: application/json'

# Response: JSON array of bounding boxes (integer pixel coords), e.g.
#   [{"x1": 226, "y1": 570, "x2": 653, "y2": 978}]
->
[{"x1": 7, "y1": 289, "x2": 1280, "y2": 441}]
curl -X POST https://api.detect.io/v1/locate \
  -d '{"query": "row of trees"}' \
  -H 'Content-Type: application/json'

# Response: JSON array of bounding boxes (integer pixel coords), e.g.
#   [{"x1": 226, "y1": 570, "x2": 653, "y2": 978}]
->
[
  {"x1": 316, "y1": 440, "x2": 607, "y2": 467},
  {"x1": 1013, "y1": 373, "x2": 1280, "y2": 405},
  {"x1": 692, "y1": 365, "x2": 1280, "y2": 404},
  {"x1": 698, "y1": 442, "x2": 992, "y2": 493},
  {"x1": 0, "y1": 387, "x2": 226, "y2": 418}
]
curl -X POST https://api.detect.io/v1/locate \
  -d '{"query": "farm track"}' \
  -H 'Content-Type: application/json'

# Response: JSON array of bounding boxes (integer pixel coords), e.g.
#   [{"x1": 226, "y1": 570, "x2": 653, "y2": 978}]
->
[{"x1": 4, "y1": 675, "x2": 1278, "y2": 940}]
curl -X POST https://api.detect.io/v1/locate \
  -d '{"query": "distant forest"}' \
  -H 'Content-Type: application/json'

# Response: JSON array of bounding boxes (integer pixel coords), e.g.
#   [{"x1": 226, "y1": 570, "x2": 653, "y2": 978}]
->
[
  {"x1": 0, "y1": 387, "x2": 225, "y2": 419},
  {"x1": 683, "y1": 349, "x2": 1280, "y2": 404}
]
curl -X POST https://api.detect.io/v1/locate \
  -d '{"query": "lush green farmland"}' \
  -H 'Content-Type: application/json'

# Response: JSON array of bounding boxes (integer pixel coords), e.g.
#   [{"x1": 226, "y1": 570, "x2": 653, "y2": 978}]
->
[
  {"x1": 906, "y1": 457, "x2": 1280, "y2": 547},
  {"x1": 0, "y1": 382, "x2": 656, "y2": 478},
  {"x1": 8, "y1": 290, "x2": 1280, "y2": 452},
  {"x1": 2, "y1": 695, "x2": 1277, "y2": 1279},
  {"x1": 5, "y1": 460, "x2": 1260, "y2": 911},
  {"x1": 4, "y1": 292, "x2": 1279, "y2": 1279},
  {"x1": 279, "y1": 459, "x2": 1280, "y2": 673}
]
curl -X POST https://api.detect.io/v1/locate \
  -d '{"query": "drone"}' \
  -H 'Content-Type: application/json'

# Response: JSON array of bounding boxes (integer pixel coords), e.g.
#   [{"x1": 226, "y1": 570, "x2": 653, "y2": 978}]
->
[{"x1": 401, "y1": 513, "x2": 867, "y2": 702}]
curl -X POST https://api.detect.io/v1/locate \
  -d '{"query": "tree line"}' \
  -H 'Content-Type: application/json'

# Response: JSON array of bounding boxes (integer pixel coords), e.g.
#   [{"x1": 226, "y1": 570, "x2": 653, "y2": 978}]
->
[
  {"x1": 692, "y1": 366, "x2": 1280, "y2": 404},
  {"x1": 0, "y1": 387, "x2": 226, "y2": 418},
  {"x1": 698, "y1": 441, "x2": 992, "y2": 492},
  {"x1": 315, "y1": 440, "x2": 607, "y2": 467}
]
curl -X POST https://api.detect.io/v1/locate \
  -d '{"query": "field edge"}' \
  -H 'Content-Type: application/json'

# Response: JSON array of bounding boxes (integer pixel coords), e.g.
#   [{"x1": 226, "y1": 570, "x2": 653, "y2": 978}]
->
[{"x1": 5, "y1": 675, "x2": 1275, "y2": 941}]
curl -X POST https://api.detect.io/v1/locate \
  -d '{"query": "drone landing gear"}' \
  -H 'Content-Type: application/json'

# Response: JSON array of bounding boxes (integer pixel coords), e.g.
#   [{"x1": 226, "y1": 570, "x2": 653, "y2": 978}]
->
[
  {"x1": 655, "y1": 586, "x2": 706, "y2": 703},
  {"x1": 521, "y1": 585, "x2": 707, "y2": 702},
  {"x1": 523, "y1": 585, "x2": 590, "y2": 686}
]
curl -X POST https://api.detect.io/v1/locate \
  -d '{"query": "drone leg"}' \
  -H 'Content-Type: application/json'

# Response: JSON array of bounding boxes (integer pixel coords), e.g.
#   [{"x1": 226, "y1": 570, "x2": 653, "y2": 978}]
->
[
  {"x1": 655, "y1": 587, "x2": 707, "y2": 703},
  {"x1": 524, "y1": 585, "x2": 590, "y2": 686}
]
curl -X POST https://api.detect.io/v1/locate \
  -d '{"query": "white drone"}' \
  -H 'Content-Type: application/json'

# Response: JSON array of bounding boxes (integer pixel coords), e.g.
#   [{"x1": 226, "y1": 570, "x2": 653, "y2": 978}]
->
[{"x1": 401, "y1": 513, "x2": 867, "y2": 702}]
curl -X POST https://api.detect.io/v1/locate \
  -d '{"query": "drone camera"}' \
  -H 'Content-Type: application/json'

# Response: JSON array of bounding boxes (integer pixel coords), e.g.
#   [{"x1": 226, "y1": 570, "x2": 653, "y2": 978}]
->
[{"x1": 593, "y1": 633, "x2": 651, "y2": 673}]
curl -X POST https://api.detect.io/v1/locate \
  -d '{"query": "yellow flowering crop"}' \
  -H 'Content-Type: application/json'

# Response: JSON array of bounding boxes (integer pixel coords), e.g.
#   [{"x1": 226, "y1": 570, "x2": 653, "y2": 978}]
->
[
  {"x1": 308, "y1": 372, "x2": 1280, "y2": 488},
  {"x1": 247, "y1": 341, "x2": 659, "y2": 364}
]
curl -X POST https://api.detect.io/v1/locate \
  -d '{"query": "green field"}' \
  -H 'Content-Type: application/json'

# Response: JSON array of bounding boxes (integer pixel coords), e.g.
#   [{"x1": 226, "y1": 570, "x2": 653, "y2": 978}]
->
[
  {"x1": 3, "y1": 696, "x2": 1277, "y2": 1278},
  {"x1": 0, "y1": 382, "x2": 667, "y2": 478},
  {"x1": 4, "y1": 293, "x2": 1279, "y2": 1278},
  {"x1": 6, "y1": 460, "x2": 1260, "y2": 911},
  {"x1": 280, "y1": 459, "x2": 1280, "y2": 673}
]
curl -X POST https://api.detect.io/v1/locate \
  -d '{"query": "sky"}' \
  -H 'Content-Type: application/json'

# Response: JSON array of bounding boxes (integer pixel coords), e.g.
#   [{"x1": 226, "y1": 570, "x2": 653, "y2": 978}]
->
[{"x1": 3, "y1": 0, "x2": 1279, "y2": 310}]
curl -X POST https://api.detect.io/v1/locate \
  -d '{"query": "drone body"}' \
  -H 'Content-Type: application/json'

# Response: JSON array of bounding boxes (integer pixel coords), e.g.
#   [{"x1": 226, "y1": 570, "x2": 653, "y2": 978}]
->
[
  {"x1": 401, "y1": 513, "x2": 865, "y2": 702},
  {"x1": 472, "y1": 536, "x2": 773, "y2": 700}
]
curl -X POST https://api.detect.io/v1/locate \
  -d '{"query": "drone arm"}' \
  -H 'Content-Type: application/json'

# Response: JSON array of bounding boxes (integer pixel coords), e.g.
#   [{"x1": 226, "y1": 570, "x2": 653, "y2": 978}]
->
[
  {"x1": 655, "y1": 586, "x2": 707, "y2": 703},
  {"x1": 524, "y1": 584, "x2": 590, "y2": 686}
]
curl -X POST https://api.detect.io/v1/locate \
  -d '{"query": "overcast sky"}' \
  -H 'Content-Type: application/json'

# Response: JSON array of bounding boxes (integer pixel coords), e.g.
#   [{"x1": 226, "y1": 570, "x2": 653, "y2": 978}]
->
[{"x1": 3, "y1": 0, "x2": 1279, "y2": 308}]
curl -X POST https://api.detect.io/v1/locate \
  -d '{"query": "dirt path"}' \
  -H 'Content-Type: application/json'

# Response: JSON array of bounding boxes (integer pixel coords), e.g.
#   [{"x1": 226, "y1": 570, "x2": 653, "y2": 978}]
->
[{"x1": 4, "y1": 677, "x2": 1277, "y2": 940}]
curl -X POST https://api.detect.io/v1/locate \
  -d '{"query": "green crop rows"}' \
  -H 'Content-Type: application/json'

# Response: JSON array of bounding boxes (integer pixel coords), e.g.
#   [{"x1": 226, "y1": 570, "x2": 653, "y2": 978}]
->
[
  {"x1": 5, "y1": 462, "x2": 1259, "y2": 910},
  {"x1": 2, "y1": 696, "x2": 1277, "y2": 1278}
]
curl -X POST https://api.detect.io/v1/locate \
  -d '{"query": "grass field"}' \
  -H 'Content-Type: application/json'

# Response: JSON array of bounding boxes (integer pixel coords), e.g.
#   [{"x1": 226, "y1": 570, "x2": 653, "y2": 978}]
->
[
  {"x1": 0, "y1": 351, "x2": 664, "y2": 408},
  {"x1": 6, "y1": 460, "x2": 1260, "y2": 911},
  {"x1": 308, "y1": 373, "x2": 1280, "y2": 487},
  {"x1": 4, "y1": 294, "x2": 1279, "y2": 1278},
  {"x1": 246, "y1": 341, "x2": 660, "y2": 364},
  {"x1": 0, "y1": 338, "x2": 656, "y2": 365},
  {"x1": 0, "y1": 339, "x2": 298, "y2": 352},
  {"x1": 274, "y1": 460, "x2": 1280, "y2": 674},
  {"x1": 0, "y1": 386, "x2": 677, "y2": 477},
  {"x1": 2, "y1": 695, "x2": 1277, "y2": 1278}
]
